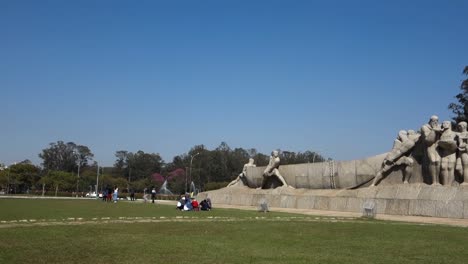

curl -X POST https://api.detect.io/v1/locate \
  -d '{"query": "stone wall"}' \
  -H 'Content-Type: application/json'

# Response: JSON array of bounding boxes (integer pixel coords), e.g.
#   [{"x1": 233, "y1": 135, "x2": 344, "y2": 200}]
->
[{"x1": 198, "y1": 184, "x2": 468, "y2": 219}]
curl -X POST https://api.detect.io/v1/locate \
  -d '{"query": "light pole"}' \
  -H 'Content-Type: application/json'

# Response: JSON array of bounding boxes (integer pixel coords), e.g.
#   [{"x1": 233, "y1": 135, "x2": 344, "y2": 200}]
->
[
  {"x1": 96, "y1": 163, "x2": 99, "y2": 197},
  {"x1": 5, "y1": 166, "x2": 9, "y2": 195},
  {"x1": 187, "y1": 152, "x2": 200, "y2": 193},
  {"x1": 74, "y1": 151, "x2": 81, "y2": 195}
]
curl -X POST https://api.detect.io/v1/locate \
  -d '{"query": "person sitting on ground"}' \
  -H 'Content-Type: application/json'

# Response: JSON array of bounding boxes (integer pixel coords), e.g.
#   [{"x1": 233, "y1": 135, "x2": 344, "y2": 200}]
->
[
  {"x1": 183, "y1": 195, "x2": 193, "y2": 211},
  {"x1": 176, "y1": 196, "x2": 185, "y2": 210},
  {"x1": 200, "y1": 199, "x2": 210, "y2": 211},
  {"x1": 191, "y1": 199, "x2": 199, "y2": 211}
]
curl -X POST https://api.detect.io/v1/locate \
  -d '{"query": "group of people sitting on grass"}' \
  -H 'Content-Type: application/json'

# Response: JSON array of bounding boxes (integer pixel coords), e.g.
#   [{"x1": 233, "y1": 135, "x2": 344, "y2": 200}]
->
[{"x1": 176, "y1": 194, "x2": 212, "y2": 211}]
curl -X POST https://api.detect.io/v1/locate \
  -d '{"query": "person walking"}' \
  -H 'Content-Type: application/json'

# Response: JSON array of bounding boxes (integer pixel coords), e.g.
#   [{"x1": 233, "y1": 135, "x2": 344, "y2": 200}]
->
[
  {"x1": 113, "y1": 186, "x2": 119, "y2": 203},
  {"x1": 151, "y1": 187, "x2": 156, "y2": 203}
]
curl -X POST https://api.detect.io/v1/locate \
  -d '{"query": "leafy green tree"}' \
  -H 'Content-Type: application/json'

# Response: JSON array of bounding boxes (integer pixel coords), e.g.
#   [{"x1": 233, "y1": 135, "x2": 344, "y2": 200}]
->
[
  {"x1": 167, "y1": 168, "x2": 186, "y2": 195},
  {"x1": 449, "y1": 66, "x2": 468, "y2": 122},
  {"x1": 39, "y1": 141, "x2": 94, "y2": 172},
  {"x1": 99, "y1": 174, "x2": 117, "y2": 193},
  {"x1": 7, "y1": 163, "x2": 40, "y2": 193},
  {"x1": 0, "y1": 169, "x2": 9, "y2": 193},
  {"x1": 113, "y1": 150, "x2": 164, "y2": 182},
  {"x1": 40, "y1": 171, "x2": 74, "y2": 196},
  {"x1": 79, "y1": 167, "x2": 99, "y2": 194}
]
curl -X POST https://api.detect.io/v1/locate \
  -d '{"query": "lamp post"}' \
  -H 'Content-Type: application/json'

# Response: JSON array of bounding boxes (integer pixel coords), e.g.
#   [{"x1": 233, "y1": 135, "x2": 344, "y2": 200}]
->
[
  {"x1": 186, "y1": 152, "x2": 200, "y2": 193},
  {"x1": 74, "y1": 151, "x2": 81, "y2": 195},
  {"x1": 5, "y1": 166, "x2": 9, "y2": 195},
  {"x1": 96, "y1": 163, "x2": 99, "y2": 197}
]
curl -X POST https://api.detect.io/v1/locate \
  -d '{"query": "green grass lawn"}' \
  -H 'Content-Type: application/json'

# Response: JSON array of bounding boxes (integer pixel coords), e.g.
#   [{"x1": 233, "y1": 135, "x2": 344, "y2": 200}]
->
[{"x1": 1, "y1": 198, "x2": 468, "y2": 264}]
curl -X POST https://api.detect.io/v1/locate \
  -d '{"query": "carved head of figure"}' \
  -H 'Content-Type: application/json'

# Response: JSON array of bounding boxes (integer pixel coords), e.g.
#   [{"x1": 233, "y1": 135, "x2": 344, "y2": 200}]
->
[
  {"x1": 407, "y1": 129, "x2": 420, "y2": 141},
  {"x1": 272, "y1": 150, "x2": 279, "y2": 158},
  {"x1": 248, "y1": 158, "x2": 255, "y2": 165},
  {"x1": 458, "y1": 121, "x2": 468, "y2": 132},
  {"x1": 397, "y1": 130, "x2": 408, "y2": 142},
  {"x1": 442, "y1": 120, "x2": 452, "y2": 131},
  {"x1": 429, "y1": 115, "x2": 439, "y2": 128}
]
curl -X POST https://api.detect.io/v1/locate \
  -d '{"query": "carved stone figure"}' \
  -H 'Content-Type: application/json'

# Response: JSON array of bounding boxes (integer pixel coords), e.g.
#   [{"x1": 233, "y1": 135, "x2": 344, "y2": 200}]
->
[
  {"x1": 227, "y1": 158, "x2": 256, "y2": 187},
  {"x1": 457, "y1": 122, "x2": 468, "y2": 185},
  {"x1": 421, "y1": 115, "x2": 443, "y2": 185},
  {"x1": 371, "y1": 130, "x2": 420, "y2": 186},
  {"x1": 438, "y1": 121, "x2": 458, "y2": 185},
  {"x1": 260, "y1": 150, "x2": 291, "y2": 188}
]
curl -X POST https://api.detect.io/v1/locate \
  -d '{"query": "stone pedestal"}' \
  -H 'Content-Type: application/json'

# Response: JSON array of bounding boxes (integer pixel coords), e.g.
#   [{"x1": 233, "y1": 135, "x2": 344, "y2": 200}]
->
[{"x1": 198, "y1": 184, "x2": 468, "y2": 219}]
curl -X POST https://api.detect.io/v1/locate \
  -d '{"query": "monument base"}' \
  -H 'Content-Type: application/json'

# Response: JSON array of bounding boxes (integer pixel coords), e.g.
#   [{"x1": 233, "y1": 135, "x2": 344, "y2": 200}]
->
[{"x1": 198, "y1": 184, "x2": 468, "y2": 219}]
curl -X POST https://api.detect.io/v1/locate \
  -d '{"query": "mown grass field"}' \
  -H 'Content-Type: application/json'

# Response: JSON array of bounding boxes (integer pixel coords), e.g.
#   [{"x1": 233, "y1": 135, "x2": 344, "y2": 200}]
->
[{"x1": 1, "y1": 198, "x2": 468, "y2": 264}]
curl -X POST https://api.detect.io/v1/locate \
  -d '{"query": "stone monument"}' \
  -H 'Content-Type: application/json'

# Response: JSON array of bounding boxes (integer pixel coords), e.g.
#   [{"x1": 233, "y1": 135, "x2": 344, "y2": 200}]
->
[
  {"x1": 260, "y1": 150, "x2": 292, "y2": 189},
  {"x1": 198, "y1": 115, "x2": 468, "y2": 219},
  {"x1": 457, "y1": 121, "x2": 468, "y2": 185},
  {"x1": 370, "y1": 130, "x2": 420, "y2": 186},
  {"x1": 227, "y1": 158, "x2": 256, "y2": 187}
]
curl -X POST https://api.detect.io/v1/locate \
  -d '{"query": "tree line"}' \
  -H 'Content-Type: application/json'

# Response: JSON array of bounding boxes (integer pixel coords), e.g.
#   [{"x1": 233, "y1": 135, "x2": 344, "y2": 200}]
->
[{"x1": 0, "y1": 141, "x2": 327, "y2": 196}]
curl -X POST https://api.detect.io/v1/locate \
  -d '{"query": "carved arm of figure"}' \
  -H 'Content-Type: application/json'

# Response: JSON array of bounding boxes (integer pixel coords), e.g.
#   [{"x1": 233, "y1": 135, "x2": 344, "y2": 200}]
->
[
  {"x1": 421, "y1": 125, "x2": 440, "y2": 145},
  {"x1": 263, "y1": 154, "x2": 275, "y2": 176},
  {"x1": 263, "y1": 164, "x2": 273, "y2": 176},
  {"x1": 458, "y1": 134, "x2": 468, "y2": 153}
]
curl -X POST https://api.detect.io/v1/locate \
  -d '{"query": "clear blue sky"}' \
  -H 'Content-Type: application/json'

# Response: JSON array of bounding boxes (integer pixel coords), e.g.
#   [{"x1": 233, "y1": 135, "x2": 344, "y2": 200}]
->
[{"x1": 1, "y1": 0, "x2": 467, "y2": 167}]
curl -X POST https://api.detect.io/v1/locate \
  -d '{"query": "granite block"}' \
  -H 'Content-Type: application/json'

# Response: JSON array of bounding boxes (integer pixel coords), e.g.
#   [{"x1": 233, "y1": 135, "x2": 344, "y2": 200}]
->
[
  {"x1": 384, "y1": 199, "x2": 410, "y2": 215},
  {"x1": 314, "y1": 196, "x2": 330, "y2": 210},
  {"x1": 329, "y1": 197, "x2": 348, "y2": 211},
  {"x1": 409, "y1": 199, "x2": 437, "y2": 217}
]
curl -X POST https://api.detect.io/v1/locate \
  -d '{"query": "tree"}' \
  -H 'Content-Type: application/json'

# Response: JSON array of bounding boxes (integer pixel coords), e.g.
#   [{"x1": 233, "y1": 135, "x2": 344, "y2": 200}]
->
[
  {"x1": 7, "y1": 163, "x2": 40, "y2": 193},
  {"x1": 40, "y1": 171, "x2": 74, "y2": 196},
  {"x1": 448, "y1": 66, "x2": 468, "y2": 122},
  {"x1": 0, "y1": 169, "x2": 9, "y2": 193},
  {"x1": 39, "y1": 141, "x2": 94, "y2": 172},
  {"x1": 167, "y1": 168, "x2": 186, "y2": 194},
  {"x1": 113, "y1": 150, "x2": 164, "y2": 182}
]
